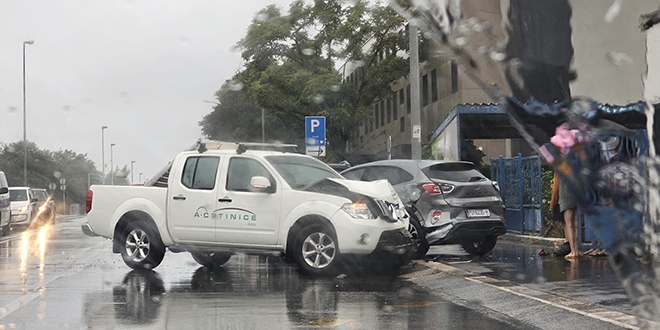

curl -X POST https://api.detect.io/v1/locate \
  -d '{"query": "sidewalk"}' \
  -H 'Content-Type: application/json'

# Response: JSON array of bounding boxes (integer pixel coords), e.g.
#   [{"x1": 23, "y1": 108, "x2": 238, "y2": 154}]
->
[{"x1": 403, "y1": 238, "x2": 649, "y2": 328}]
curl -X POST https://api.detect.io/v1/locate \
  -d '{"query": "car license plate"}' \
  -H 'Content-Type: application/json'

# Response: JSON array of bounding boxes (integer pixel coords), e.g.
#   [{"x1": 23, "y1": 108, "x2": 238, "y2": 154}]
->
[{"x1": 466, "y1": 209, "x2": 490, "y2": 218}]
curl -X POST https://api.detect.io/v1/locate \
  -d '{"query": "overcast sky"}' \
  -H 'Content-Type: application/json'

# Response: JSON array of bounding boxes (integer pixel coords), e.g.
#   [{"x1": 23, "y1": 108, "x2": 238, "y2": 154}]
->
[{"x1": 0, "y1": 0, "x2": 292, "y2": 183}]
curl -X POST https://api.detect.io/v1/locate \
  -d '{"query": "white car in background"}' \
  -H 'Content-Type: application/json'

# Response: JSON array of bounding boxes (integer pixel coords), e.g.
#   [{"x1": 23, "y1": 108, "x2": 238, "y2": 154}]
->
[
  {"x1": 0, "y1": 172, "x2": 10, "y2": 235},
  {"x1": 9, "y1": 187, "x2": 37, "y2": 229}
]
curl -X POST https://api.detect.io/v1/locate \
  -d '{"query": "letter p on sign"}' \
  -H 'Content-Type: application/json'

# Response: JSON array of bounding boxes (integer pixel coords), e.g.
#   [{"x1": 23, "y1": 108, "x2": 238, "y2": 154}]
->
[{"x1": 311, "y1": 119, "x2": 320, "y2": 132}]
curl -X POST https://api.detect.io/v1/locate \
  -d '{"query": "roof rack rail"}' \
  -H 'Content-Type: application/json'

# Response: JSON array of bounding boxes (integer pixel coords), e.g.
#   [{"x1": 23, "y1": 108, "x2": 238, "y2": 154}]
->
[{"x1": 236, "y1": 142, "x2": 298, "y2": 154}]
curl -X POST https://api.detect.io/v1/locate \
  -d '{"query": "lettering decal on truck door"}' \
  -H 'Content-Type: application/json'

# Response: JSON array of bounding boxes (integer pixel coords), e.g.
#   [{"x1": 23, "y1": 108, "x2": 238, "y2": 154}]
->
[
  {"x1": 194, "y1": 206, "x2": 257, "y2": 225},
  {"x1": 194, "y1": 206, "x2": 211, "y2": 218}
]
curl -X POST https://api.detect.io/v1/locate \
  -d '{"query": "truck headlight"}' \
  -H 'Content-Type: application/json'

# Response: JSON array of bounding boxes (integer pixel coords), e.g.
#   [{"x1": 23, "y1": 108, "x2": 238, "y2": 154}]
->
[
  {"x1": 18, "y1": 205, "x2": 29, "y2": 213},
  {"x1": 341, "y1": 202, "x2": 374, "y2": 220}
]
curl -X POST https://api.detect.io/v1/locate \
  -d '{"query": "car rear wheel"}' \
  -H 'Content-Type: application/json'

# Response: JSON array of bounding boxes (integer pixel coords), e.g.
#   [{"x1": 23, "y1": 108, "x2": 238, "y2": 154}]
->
[
  {"x1": 408, "y1": 218, "x2": 429, "y2": 259},
  {"x1": 293, "y1": 224, "x2": 341, "y2": 277},
  {"x1": 190, "y1": 251, "x2": 232, "y2": 269},
  {"x1": 120, "y1": 221, "x2": 165, "y2": 270},
  {"x1": 461, "y1": 235, "x2": 497, "y2": 256}
]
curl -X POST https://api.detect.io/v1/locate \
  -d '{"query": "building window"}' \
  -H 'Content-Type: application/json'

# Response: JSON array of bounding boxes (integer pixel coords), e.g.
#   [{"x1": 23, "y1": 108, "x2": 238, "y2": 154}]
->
[
  {"x1": 399, "y1": 88, "x2": 404, "y2": 104},
  {"x1": 374, "y1": 105, "x2": 379, "y2": 129},
  {"x1": 380, "y1": 101, "x2": 385, "y2": 127},
  {"x1": 370, "y1": 119, "x2": 374, "y2": 132},
  {"x1": 387, "y1": 98, "x2": 392, "y2": 123},
  {"x1": 422, "y1": 74, "x2": 429, "y2": 106},
  {"x1": 393, "y1": 92, "x2": 398, "y2": 119},
  {"x1": 451, "y1": 60, "x2": 458, "y2": 94},
  {"x1": 400, "y1": 116, "x2": 405, "y2": 132},
  {"x1": 431, "y1": 69, "x2": 438, "y2": 102},
  {"x1": 406, "y1": 85, "x2": 411, "y2": 114}
]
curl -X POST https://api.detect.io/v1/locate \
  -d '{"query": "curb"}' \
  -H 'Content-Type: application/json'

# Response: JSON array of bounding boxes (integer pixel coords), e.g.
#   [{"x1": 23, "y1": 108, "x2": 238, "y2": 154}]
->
[{"x1": 499, "y1": 233, "x2": 565, "y2": 247}]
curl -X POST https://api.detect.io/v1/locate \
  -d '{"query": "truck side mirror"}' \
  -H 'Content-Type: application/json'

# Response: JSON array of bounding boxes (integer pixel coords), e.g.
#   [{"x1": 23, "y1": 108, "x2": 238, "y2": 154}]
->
[
  {"x1": 250, "y1": 176, "x2": 272, "y2": 192},
  {"x1": 0, "y1": 187, "x2": 7, "y2": 194}
]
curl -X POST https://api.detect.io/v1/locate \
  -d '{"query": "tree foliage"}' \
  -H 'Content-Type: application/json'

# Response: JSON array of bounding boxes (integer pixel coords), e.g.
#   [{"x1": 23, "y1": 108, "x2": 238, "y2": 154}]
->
[
  {"x1": 200, "y1": 0, "x2": 409, "y2": 161},
  {"x1": 0, "y1": 141, "x2": 126, "y2": 213}
]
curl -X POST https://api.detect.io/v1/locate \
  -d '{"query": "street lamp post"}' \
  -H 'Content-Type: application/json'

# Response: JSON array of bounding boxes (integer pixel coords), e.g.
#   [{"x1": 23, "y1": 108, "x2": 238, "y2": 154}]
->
[
  {"x1": 22, "y1": 40, "x2": 35, "y2": 186},
  {"x1": 130, "y1": 160, "x2": 136, "y2": 183},
  {"x1": 139, "y1": 172, "x2": 143, "y2": 183},
  {"x1": 110, "y1": 143, "x2": 116, "y2": 185},
  {"x1": 101, "y1": 126, "x2": 108, "y2": 184}
]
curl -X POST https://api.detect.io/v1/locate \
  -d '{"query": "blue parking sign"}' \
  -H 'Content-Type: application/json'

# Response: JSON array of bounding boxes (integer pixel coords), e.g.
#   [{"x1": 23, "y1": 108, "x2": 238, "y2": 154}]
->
[{"x1": 305, "y1": 116, "x2": 326, "y2": 146}]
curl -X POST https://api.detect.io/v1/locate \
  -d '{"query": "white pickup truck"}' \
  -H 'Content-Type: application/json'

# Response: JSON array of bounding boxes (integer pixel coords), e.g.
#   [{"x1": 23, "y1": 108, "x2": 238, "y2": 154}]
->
[{"x1": 83, "y1": 142, "x2": 414, "y2": 276}]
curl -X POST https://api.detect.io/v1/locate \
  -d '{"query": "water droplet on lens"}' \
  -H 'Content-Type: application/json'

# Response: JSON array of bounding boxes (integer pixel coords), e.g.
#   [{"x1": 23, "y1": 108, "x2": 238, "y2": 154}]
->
[
  {"x1": 455, "y1": 37, "x2": 467, "y2": 46},
  {"x1": 477, "y1": 45, "x2": 488, "y2": 54},
  {"x1": 302, "y1": 48, "x2": 315, "y2": 56},
  {"x1": 227, "y1": 80, "x2": 244, "y2": 91},
  {"x1": 312, "y1": 94, "x2": 324, "y2": 104},
  {"x1": 62, "y1": 105, "x2": 72, "y2": 112},
  {"x1": 604, "y1": 0, "x2": 622, "y2": 23},
  {"x1": 151, "y1": 296, "x2": 161, "y2": 302},
  {"x1": 490, "y1": 52, "x2": 505, "y2": 61},
  {"x1": 53, "y1": 172, "x2": 62, "y2": 179},
  {"x1": 8, "y1": 106, "x2": 17, "y2": 113},
  {"x1": 605, "y1": 51, "x2": 632, "y2": 66},
  {"x1": 255, "y1": 12, "x2": 269, "y2": 22},
  {"x1": 7, "y1": 146, "x2": 15, "y2": 153},
  {"x1": 330, "y1": 85, "x2": 340, "y2": 92}
]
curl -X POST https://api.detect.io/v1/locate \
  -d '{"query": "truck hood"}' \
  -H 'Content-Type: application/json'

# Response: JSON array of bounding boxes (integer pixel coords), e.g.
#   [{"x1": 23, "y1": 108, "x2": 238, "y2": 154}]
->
[{"x1": 324, "y1": 178, "x2": 401, "y2": 204}]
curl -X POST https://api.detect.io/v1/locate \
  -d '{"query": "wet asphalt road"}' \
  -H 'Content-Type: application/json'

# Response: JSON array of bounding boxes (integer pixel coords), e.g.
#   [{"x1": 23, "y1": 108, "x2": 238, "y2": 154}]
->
[
  {"x1": 428, "y1": 241, "x2": 630, "y2": 315},
  {"x1": 0, "y1": 216, "x2": 534, "y2": 330}
]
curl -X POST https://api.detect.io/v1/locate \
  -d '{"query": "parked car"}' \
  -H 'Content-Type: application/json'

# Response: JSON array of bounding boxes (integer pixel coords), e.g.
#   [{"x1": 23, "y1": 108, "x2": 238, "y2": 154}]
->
[
  {"x1": 9, "y1": 187, "x2": 37, "y2": 229},
  {"x1": 83, "y1": 142, "x2": 414, "y2": 276},
  {"x1": 0, "y1": 172, "x2": 10, "y2": 235},
  {"x1": 33, "y1": 188, "x2": 55, "y2": 224},
  {"x1": 341, "y1": 160, "x2": 505, "y2": 258}
]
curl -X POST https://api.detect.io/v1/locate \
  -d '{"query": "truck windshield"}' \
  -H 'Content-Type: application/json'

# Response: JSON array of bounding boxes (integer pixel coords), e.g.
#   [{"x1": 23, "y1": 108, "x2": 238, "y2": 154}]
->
[{"x1": 265, "y1": 155, "x2": 343, "y2": 190}]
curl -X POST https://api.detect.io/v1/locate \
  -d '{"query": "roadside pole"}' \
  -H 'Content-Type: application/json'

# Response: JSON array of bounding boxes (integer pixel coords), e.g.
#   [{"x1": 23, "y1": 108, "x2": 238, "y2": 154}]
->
[{"x1": 409, "y1": 23, "x2": 422, "y2": 160}]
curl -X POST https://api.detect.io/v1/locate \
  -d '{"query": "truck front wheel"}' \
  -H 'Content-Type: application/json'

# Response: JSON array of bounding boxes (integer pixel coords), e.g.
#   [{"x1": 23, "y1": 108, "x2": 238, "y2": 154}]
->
[
  {"x1": 293, "y1": 224, "x2": 341, "y2": 277},
  {"x1": 190, "y1": 251, "x2": 232, "y2": 269},
  {"x1": 120, "y1": 221, "x2": 165, "y2": 270}
]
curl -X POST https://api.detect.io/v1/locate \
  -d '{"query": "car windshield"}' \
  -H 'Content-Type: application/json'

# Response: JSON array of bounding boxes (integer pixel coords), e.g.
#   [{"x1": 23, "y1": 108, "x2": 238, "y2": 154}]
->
[
  {"x1": 34, "y1": 191, "x2": 47, "y2": 201},
  {"x1": 421, "y1": 163, "x2": 486, "y2": 183},
  {"x1": 265, "y1": 155, "x2": 343, "y2": 189},
  {"x1": 9, "y1": 189, "x2": 28, "y2": 202},
  {"x1": 2, "y1": 0, "x2": 660, "y2": 328}
]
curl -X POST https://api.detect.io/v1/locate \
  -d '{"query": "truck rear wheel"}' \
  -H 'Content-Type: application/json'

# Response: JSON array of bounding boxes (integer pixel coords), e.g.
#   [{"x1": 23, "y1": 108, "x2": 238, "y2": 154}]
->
[
  {"x1": 190, "y1": 251, "x2": 232, "y2": 269},
  {"x1": 293, "y1": 224, "x2": 341, "y2": 277},
  {"x1": 120, "y1": 221, "x2": 165, "y2": 270}
]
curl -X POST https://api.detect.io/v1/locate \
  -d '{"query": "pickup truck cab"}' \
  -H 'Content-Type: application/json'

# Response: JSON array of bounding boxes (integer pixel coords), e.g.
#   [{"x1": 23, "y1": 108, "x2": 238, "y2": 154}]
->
[{"x1": 83, "y1": 142, "x2": 414, "y2": 276}]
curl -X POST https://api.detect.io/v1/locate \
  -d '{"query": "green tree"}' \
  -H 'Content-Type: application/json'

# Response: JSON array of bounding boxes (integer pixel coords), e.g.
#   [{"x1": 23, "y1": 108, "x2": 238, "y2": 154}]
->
[
  {"x1": 0, "y1": 141, "x2": 101, "y2": 212},
  {"x1": 200, "y1": 0, "x2": 409, "y2": 161}
]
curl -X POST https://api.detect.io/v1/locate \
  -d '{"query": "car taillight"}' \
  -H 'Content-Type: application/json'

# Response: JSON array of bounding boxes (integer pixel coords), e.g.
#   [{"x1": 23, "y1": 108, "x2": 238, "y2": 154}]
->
[
  {"x1": 86, "y1": 190, "x2": 93, "y2": 214},
  {"x1": 422, "y1": 184, "x2": 441, "y2": 195}
]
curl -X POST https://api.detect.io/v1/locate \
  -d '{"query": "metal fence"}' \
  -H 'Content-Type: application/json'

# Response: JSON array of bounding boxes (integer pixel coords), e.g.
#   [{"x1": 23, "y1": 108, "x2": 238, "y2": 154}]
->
[{"x1": 491, "y1": 154, "x2": 543, "y2": 235}]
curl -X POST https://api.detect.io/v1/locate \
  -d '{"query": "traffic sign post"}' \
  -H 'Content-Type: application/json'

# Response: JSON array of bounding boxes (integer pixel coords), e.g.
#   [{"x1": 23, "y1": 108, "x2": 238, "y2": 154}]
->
[
  {"x1": 305, "y1": 116, "x2": 326, "y2": 157},
  {"x1": 60, "y1": 181, "x2": 66, "y2": 215}
]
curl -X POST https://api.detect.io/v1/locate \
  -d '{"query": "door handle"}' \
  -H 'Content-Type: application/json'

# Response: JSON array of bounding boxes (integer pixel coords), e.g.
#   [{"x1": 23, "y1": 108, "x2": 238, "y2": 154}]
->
[
  {"x1": 173, "y1": 195, "x2": 186, "y2": 200},
  {"x1": 218, "y1": 198, "x2": 232, "y2": 203}
]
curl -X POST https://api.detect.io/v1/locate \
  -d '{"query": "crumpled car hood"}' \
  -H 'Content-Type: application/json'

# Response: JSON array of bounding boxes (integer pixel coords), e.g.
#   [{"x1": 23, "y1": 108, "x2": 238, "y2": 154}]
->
[{"x1": 325, "y1": 178, "x2": 401, "y2": 204}]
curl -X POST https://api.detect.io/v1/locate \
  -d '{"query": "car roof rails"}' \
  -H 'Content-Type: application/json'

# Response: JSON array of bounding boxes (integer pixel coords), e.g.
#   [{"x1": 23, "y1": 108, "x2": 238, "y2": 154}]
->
[{"x1": 236, "y1": 142, "x2": 298, "y2": 154}]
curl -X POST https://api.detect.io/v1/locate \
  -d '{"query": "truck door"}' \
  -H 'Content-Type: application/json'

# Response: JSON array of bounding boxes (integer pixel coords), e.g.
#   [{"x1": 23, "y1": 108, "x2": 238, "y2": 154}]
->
[
  {"x1": 167, "y1": 155, "x2": 221, "y2": 243},
  {"x1": 215, "y1": 156, "x2": 282, "y2": 245}
]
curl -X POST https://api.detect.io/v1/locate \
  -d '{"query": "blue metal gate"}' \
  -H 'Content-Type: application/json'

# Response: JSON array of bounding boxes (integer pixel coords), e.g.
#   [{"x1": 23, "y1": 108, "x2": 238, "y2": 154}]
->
[{"x1": 491, "y1": 154, "x2": 543, "y2": 235}]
